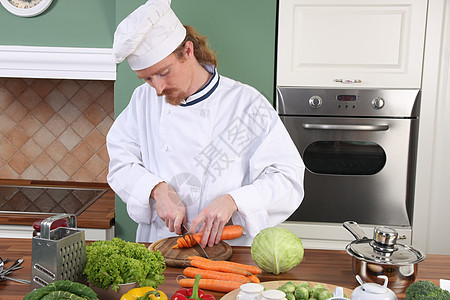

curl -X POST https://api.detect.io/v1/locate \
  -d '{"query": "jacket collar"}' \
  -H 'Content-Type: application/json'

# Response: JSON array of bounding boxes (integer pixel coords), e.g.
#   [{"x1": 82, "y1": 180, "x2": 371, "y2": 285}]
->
[{"x1": 180, "y1": 65, "x2": 219, "y2": 107}]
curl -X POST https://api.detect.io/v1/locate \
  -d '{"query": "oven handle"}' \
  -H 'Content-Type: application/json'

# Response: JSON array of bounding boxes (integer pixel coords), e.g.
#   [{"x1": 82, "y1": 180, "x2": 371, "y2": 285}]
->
[{"x1": 302, "y1": 124, "x2": 389, "y2": 131}]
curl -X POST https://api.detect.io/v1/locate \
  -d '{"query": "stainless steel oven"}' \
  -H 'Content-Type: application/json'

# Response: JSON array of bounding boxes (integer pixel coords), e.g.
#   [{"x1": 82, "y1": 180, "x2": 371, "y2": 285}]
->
[{"x1": 277, "y1": 88, "x2": 420, "y2": 227}]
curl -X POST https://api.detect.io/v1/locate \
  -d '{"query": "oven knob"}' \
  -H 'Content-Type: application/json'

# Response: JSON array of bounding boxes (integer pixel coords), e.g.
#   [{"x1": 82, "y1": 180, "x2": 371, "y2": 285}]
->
[
  {"x1": 309, "y1": 95, "x2": 322, "y2": 108},
  {"x1": 372, "y1": 97, "x2": 385, "y2": 109}
]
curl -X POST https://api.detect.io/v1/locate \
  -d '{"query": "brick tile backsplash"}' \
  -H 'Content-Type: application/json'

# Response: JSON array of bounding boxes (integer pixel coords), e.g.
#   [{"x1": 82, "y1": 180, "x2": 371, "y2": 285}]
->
[{"x1": 0, "y1": 78, "x2": 114, "y2": 183}]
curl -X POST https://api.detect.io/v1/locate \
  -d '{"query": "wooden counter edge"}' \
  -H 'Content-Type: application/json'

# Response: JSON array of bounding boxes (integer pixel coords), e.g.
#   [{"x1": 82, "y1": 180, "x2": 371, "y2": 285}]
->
[{"x1": 0, "y1": 189, "x2": 115, "y2": 229}]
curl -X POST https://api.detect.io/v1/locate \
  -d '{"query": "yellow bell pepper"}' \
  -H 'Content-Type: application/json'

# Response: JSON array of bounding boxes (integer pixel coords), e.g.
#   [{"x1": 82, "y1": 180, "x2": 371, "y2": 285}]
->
[{"x1": 120, "y1": 286, "x2": 168, "y2": 300}]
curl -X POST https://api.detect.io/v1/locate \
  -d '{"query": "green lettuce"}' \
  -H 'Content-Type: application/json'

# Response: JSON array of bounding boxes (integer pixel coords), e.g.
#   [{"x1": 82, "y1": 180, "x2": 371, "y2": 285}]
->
[{"x1": 83, "y1": 238, "x2": 165, "y2": 292}]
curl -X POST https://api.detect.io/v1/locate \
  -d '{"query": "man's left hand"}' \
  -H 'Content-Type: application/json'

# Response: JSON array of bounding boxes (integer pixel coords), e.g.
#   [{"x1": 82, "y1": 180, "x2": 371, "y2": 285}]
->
[{"x1": 189, "y1": 194, "x2": 237, "y2": 248}]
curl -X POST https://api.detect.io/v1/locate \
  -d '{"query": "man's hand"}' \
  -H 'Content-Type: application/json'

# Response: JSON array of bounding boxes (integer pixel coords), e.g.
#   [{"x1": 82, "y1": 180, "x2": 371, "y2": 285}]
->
[
  {"x1": 150, "y1": 182, "x2": 186, "y2": 235},
  {"x1": 189, "y1": 194, "x2": 237, "y2": 248}
]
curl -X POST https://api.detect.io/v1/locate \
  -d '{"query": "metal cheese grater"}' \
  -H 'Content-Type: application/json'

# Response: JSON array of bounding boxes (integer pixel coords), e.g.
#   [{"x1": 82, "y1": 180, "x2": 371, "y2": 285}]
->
[{"x1": 31, "y1": 214, "x2": 86, "y2": 290}]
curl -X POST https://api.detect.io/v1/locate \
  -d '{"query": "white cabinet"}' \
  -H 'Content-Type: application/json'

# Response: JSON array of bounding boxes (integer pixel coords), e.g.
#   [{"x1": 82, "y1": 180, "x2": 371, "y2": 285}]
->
[{"x1": 277, "y1": 0, "x2": 428, "y2": 88}]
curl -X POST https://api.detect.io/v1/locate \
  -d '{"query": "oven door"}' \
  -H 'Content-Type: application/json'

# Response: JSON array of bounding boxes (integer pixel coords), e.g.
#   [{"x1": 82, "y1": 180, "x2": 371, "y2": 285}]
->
[{"x1": 281, "y1": 116, "x2": 418, "y2": 226}]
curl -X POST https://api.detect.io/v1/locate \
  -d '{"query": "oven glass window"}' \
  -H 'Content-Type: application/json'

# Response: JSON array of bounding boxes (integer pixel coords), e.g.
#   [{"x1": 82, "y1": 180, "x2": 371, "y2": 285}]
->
[{"x1": 303, "y1": 141, "x2": 386, "y2": 175}]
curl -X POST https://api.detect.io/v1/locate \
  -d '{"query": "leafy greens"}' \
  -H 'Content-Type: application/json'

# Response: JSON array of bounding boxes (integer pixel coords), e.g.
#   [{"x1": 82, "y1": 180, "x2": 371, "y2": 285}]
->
[{"x1": 83, "y1": 238, "x2": 166, "y2": 292}]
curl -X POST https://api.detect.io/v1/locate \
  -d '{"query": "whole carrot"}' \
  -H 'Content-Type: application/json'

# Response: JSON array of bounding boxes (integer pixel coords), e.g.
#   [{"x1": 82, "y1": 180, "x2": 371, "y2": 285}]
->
[
  {"x1": 189, "y1": 256, "x2": 262, "y2": 275},
  {"x1": 173, "y1": 225, "x2": 244, "y2": 249},
  {"x1": 190, "y1": 258, "x2": 251, "y2": 276},
  {"x1": 183, "y1": 267, "x2": 251, "y2": 284},
  {"x1": 178, "y1": 278, "x2": 243, "y2": 293}
]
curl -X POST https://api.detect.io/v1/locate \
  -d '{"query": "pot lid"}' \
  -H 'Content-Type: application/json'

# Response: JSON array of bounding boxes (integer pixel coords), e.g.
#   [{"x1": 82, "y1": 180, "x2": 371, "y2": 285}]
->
[
  {"x1": 344, "y1": 222, "x2": 426, "y2": 265},
  {"x1": 346, "y1": 240, "x2": 425, "y2": 265}
]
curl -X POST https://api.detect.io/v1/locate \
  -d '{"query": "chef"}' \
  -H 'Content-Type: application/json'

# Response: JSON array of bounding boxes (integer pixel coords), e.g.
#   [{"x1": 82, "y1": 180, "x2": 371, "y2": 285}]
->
[{"x1": 107, "y1": 0, "x2": 305, "y2": 247}]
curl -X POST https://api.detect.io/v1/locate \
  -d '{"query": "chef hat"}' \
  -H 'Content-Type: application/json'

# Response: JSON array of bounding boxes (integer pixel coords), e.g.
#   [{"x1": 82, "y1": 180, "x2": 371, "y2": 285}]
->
[{"x1": 112, "y1": 0, "x2": 186, "y2": 71}]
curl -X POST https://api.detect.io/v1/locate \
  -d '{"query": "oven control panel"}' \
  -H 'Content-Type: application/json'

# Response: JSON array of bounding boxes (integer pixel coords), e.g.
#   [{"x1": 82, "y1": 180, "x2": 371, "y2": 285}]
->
[
  {"x1": 309, "y1": 94, "x2": 385, "y2": 110},
  {"x1": 277, "y1": 87, "x2": 420, "y2": 118}
]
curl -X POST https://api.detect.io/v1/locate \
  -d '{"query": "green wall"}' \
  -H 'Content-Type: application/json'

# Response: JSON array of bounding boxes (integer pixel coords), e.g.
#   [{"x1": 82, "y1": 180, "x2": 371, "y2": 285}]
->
[
  {"x1": 0, "y1": 0, "x2": 115, "y2": 47},
  {"x1": 1, "y1": 0, "x2": 277, "y2": 242},
  {"x1": 113, "y1": 0, "x2": 146, "y2": 241},
  {"x1": 174, "y1": 0, "x2": 277, "y2": 102}
]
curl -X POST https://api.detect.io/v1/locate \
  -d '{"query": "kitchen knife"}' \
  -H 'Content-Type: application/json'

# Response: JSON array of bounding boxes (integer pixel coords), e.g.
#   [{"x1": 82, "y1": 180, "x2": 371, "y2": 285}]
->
[{"x1": 181, "y1": 224, "x2": 209, "y2": 259}]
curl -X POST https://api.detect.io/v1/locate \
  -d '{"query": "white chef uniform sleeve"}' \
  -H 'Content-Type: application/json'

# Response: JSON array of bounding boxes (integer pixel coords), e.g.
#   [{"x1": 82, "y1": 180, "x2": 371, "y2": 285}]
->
[
  {"x1": 228, "y1": 98, "x2": 305, "y2": 239},
  {"x1": 106, "y1": 95, "x2": 162, "y2": 225}
]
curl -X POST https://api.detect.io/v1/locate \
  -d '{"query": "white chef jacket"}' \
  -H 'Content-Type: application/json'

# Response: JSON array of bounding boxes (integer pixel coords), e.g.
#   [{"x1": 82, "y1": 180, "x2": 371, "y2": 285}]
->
[{"x1": 106, "y1": 65, "x2": 305, "y2": 245}]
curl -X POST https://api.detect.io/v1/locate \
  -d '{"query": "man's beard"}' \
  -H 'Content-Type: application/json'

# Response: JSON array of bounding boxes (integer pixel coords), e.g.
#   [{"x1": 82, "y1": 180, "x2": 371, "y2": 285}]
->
[{"x1": 160, "y1": 88, "x2": 189, "y2": 106}]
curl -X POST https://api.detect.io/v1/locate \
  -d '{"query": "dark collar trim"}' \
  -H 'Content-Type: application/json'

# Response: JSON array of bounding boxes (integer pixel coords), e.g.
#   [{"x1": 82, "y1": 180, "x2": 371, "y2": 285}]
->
[
  {"x1": 180, "y1": 73, "x2": 220, "y2": 107},
  {"x1": 192, "y1": 68, "x2": 216, "y2": 96}
]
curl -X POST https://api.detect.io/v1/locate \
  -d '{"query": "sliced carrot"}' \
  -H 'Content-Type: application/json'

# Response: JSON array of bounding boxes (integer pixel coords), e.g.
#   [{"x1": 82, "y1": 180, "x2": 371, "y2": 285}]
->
[
  {"x1": 178, "y1": 278, "x2": 243, "y2": 293},
  {"x1": 189, "y1": 256, "x2": 262, "y2": 275},
  {"x1": 172, "y1": 225, "x2": 244, "y2": 249},
  {"x1": 193, "y1": 235, "x2": 202, "y2": 244},
  {"x1": 183, "y1": 267, "x2": 251, "y2": 284},
  {"x1": 177, "y1": 237, "x2": 185, "y2": 248},
  {"x1": 181, "y1": 236, "x2": 189, "y2": 248},
  {"x1": 187, "y1": 235, "x2": 195, "y2": 246}
]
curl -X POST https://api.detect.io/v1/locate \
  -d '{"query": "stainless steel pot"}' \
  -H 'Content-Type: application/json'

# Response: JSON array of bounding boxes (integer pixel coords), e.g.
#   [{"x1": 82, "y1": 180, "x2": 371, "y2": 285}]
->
[{"x1": 343, "y1": 221, "x2": 425, "y2": 294}]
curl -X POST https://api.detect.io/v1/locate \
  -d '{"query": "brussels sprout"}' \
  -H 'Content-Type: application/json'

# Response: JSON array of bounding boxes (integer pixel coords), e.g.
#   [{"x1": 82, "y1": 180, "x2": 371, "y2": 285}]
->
[
  {"x1": 317, "y1": 290, "x2": 333, "y2": 300},
  {"x1": 278, "y1": 281, "x2": 297, "y2": 294},
  {"x1": 285, "y1": 292, "x2": 296, "y2": 300},
  {"x1": 296, "y1": 282, "x2": 312, "y2": 294},
  {"x1": 312, "y1": 288, "x2": 328, "y2": 299},
  {"x1": 312, "y1": 284, "x2": 325, "y2": 291},
  {"x1": 294, "y1": 286, "x2": 310, "y2": 300}
]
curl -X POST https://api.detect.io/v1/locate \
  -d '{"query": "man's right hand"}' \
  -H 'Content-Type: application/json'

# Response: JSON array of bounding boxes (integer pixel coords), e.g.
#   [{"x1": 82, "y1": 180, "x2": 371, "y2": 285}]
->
[{"x1": 150, "y1": 182, "x2": 186, "y2": 235}]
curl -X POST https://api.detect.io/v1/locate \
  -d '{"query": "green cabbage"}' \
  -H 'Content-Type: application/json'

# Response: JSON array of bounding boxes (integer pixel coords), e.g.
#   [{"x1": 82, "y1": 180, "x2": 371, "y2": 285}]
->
[{"x1": 251, "y1": 227, "x2": 304, "y2": 275}]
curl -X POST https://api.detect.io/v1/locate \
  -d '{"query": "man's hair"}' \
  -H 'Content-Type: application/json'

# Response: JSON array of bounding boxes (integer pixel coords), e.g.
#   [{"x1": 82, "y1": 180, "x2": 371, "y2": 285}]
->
[{"x1": 174, "y1": 25, "x2": 218, "y2": 67}]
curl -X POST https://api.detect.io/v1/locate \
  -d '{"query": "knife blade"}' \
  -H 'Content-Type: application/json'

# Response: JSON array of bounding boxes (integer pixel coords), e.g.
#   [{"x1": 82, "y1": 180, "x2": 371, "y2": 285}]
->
[{"x1": 181, "y1": 224, "x2": 209, "y2": 259}]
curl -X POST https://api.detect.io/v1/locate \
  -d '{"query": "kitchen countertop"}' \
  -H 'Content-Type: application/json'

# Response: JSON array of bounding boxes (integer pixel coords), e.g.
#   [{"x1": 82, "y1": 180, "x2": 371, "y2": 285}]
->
[
  {"x1": 1, "y1": 238, "x2": 449, "y2": 300},
  {"x1": 0, "y1": 179, "x2": 114, "y2": 229}
]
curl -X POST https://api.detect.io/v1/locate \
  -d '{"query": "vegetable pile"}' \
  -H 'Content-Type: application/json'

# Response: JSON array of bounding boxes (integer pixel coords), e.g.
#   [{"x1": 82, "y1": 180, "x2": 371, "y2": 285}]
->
[
  {"x1": 277, "y1": 281, "x2": 335, "y2": 300},
  {"x1": 24, "y1": 280, "x2": 98, "y2": 300},
  {"x1": 83, "y1": 238, "x2": 166, "y2": 292},
  {"x1": 172, "y1": 225, "x2": 243, "y2": 249},
  {"x1": 176, "y1": 256, "x2": 261, "y2": 293},
  {"x1": 251, "y1": 227, "x2": 304, "y2": 275},
  {"x1": 405, "y1": 280, "x2": 450, "y2": 299}
]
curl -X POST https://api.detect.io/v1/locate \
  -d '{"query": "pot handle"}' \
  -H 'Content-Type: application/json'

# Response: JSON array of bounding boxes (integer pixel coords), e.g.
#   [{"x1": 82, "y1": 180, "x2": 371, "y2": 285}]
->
[{"x1": 343, "y1": 221, "x2": 368, "y2": 240}]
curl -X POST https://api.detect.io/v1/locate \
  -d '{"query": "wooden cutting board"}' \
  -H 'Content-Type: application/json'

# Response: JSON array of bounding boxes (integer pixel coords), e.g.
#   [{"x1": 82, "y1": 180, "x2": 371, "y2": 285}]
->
[
  {"x1": 148, "y1": 236, "x2": 233, "y2": 268},
  {"x1": 221, "y1": 280, "x2": 354, "y2": 300}
]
